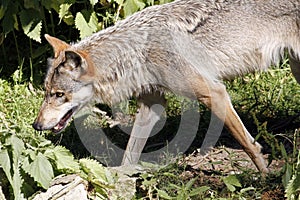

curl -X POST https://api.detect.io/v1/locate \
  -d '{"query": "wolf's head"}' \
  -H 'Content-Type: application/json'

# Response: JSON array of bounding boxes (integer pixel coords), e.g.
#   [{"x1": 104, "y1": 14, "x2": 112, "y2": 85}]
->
[{"x1": 33, "y1": 34, "x2": 95, "y2": 133}]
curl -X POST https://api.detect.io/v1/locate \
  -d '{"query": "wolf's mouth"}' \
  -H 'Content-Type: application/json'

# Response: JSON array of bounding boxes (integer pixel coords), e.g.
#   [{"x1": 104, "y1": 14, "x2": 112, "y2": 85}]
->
[{"x1": 51, "y1": 106, "x2": 78, "y2": 134}]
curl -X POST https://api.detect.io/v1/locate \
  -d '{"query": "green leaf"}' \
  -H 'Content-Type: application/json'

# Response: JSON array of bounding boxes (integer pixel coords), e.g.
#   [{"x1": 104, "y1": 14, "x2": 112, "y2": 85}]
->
[
  {"x1": 19, "y1": 9, "x2": 42, "y2": 42},
  {"x1": 0, "y1": 149, "x2": 12, "y2": 183},
  {"x1": 59, "y1": 3, "x2": 74, "y2": 25},
  {"x1": 223, "y1": 175, "x2": 241, "y2": 192},
  {"x1": 285, "y1": 173, "x2": 300, "y2": 199},
  {"x1": 79, "y1": 158, "x2": 114, "y2": 198},
  {"x1": 12, "y1": 166, "x2": 25, "y2": 200},
  {"x1": 185, "y1": 177, "x2": 197, "y2": 190},
  {"x1": 190, "y1": 186, "x2": 210, "y2": 197},
  {"x1": 157, "y1": 189, "x2": 172, "y2": 199},
  {"x1": 225, "y1": 183, "x2": 236, "y2": 193},
  {"x1": 75, "y1": 11, "x2": 98, "y2": 39},
  {"x1": 25, "y1": 153, "x2": 54, "y2": 189},
  {"x1": 280, "y1": 143, "x2": 288, "y2": 160},
  {"x1": 224, "y1": 175, "x2": 242, "y2": 187},
  {"x1": 38, "y1": 139, "x2": 52, "y2": 148},
  {"x1": 1, "y1": 1, "x2": 18, "y2": 34},
  {"x1": 282, "y1": 163, "x2": 293, "y2": 188},
  {"x1": 285, "y1": 151, "x2": 300, "y2": 199},
  {"x1": 26, "y1": 20, "x2": 42, "y2": 43},
  {"x1": 80, "y1": 158, "x2": 108, "y2": 181},
  {"x1": 142, "y1": 177, "x2": 157, "y2": 187},
  {"x1": 0, "y1": 0, "x2": 9, "y2": 19},
  {"x1": 0, "y1": 5, "x2": 6, "y2": 20},
  {"x1": 45, "y1": 146, "x2": 80, "y2": 172},
  {"x1": 123, "y1": 0, "x2": 145, "y2": 17},
  {"x1": 0, "y1": 135, "x2": 26, "y2": 199},
  {"x1": 9, "y1": 135, "x2": 24, "y2": 161},
  {"x1": 163, "y1": 172, "x2": 178, "y2": 178},
  {"x1": 22, "y1": 156, "x2": 31, "y2": 173},
  {"x1": 169, "y1": 183, "x2": 181, "y2": 190},
  {"x1": 58, "y1": 3, "x2": 71, "y2": 20},
  {"x1": 240, "y1": 186, "x2": 255, "y2": 194}
]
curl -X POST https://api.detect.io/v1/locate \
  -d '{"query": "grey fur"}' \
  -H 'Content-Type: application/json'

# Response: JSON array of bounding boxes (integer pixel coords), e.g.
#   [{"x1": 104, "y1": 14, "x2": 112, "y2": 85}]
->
[{"x1": 69, "y1": 0, "x2": 300, "y2": 105}]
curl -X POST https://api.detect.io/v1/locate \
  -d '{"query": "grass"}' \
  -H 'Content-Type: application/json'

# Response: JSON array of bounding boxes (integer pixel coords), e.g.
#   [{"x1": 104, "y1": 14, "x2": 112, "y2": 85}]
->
[
  {"x1": 0, "y1": 60, "x2": 300, "y2": 199},
  {"x1": 0, "y1": 79, "x2": 43, "y2": 137}
]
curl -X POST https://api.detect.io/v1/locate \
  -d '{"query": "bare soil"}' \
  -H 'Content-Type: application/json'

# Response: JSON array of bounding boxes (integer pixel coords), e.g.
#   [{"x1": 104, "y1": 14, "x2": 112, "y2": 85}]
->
[{"x1": 178, "y1": 146, "x2": 286, "y2": 199}]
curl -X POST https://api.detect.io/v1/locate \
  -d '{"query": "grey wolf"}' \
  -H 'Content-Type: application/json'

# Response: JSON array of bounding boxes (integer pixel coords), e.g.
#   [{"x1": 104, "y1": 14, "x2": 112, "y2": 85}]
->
[{"x1": 33, "y1": 0, "x2": 300, "y2": 174}]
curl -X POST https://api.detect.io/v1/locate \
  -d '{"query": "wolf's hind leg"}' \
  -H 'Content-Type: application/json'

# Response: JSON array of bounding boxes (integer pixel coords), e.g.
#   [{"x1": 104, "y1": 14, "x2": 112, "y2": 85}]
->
[
  {"x1": 122, "y1": 92, "x2": 166, "y2": 165},
  {"x1": 190, "y1": 74, "x2": 269, "y2": 174}
]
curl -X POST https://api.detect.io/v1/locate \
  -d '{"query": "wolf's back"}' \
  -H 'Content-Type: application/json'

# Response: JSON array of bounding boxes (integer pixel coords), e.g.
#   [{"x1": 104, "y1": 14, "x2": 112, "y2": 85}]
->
[{"x1": 76, "y1": 0, "x2": 300, "y2": 87}]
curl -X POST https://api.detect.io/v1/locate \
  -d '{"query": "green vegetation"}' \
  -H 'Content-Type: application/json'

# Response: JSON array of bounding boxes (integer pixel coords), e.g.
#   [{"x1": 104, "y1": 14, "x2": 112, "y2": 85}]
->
[
  {"x1": 0, "y1": 79, "x2": 115, "y2": 199},
  {"x1": 0, "y1": 0, "x2": 300, "y2": 199}
]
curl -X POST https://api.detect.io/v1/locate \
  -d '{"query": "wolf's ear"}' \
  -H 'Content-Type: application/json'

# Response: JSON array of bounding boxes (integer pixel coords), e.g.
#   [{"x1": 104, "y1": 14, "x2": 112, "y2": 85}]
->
[
  {"x1": 45, "y1": 34, "x2": 70, "y2": 58},
  {"x1": 64, "y1": 51, "x2": 82, "y2": 70}
]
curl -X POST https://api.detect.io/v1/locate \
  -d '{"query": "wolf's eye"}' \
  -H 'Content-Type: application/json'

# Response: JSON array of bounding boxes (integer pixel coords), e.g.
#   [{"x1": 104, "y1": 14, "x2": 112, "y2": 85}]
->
[{"x1": 56, "y1": 92, "x2": 64, "y2": 98}]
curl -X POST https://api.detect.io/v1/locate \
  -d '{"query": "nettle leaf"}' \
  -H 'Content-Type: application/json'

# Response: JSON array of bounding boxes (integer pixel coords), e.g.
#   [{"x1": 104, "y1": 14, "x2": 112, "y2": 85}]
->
[
  {"x1": 59, "y1": 3, "x2": 74, "y2": 25},
  {"x1": 45, "y1": 146, "x2": 80, "y2": 172},
  {"x1": 59, "y1": 3, "x2": 71, "y2": 20},
  {"x1": 22, "y1": 156, "x2": 31, "y2": 173},
  {"x1": 19, "y1": 9, "x2": 42, "y2": 42},
  {"x1": 38, "y1": 139, "x2": 52, "y2": 148},
  {"x1": 12, "y1": 165, "x2": 25, "y2": 200},
  {"x1": 79, "y1": 158, "x2": 110, "y2": 183},
  {"x1": 25, "y1": 152, "x2": 54, "y2": 189},
  {"x1": 0, "y1": 148, "x2": 25, "y2": 199},
  {"x1": 0, "y1": 149, "x2": 12, "y2": 183},
  {"x1": 123, "y1": 0, "x2": 145, "y2": 17},
  {"x1": 9, "y1": 135, "x2": 25, "y2": 162},
  {"x1": 26, "y1": 21, "x2": 42, "y2": 43},
  {"x1": 75, "y1": 11, "x2": 99, "y2": 39},
  {"x1": 0, "y1": 135, "x2": 26, "y2": 199},
  {"x1": 79, "y1": 159, "x2": 115, "y2": 199}
]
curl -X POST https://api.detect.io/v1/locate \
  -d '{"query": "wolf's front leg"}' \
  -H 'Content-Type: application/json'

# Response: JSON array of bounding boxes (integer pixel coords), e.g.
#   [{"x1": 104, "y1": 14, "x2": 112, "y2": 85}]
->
[{"x1": 122, "y1": 92, "x2": 166, "y2": 165}]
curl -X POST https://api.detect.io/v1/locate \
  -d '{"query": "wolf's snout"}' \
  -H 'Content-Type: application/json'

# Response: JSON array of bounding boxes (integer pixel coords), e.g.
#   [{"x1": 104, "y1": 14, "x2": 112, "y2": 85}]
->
[{"x1": 32, "y1": 121, "x2": 43, "y2": 131}]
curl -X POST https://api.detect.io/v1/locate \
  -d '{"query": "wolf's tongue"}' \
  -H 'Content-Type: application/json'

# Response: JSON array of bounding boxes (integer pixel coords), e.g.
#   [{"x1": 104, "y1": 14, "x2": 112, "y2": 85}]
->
[{"x1": 52, "y1": 107, "x2": 77, "y2": 133}]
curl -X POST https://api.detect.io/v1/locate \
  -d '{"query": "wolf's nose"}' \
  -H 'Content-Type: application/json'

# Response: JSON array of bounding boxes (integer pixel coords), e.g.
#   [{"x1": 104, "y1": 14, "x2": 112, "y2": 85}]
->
[{"x1": 32, "y1": 121, "x2": 43, "y2": 131}]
